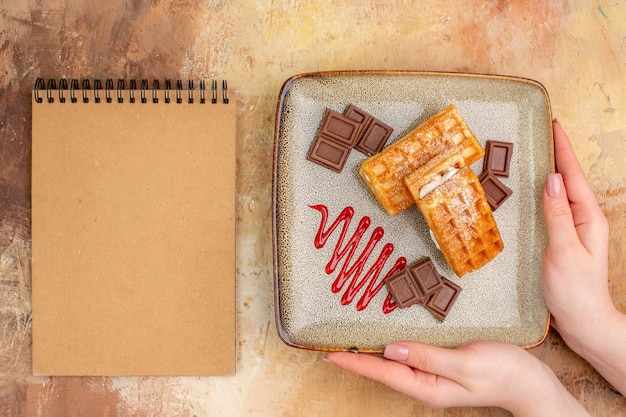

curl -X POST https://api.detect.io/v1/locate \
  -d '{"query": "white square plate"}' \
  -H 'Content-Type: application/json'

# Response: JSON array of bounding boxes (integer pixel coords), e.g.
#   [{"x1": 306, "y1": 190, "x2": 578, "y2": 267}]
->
[{"x1": 273, "y1": 71, "x2": 552, "y2": 352}]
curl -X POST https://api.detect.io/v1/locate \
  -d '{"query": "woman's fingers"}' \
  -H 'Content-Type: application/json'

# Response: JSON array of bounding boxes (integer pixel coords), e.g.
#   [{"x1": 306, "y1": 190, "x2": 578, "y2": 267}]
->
[
  {"x1": 324, "y1": 342, "x2": 469, "y2": 405},
  {"x1": 383, "y1": 342, "x2": 468, "y2": 379},
  {"x1": 551, "y1": 120, "x2": 608, "y2": 253},
  {"x1": 543, "y1": 172, "x2": 580, "y2": 251}
]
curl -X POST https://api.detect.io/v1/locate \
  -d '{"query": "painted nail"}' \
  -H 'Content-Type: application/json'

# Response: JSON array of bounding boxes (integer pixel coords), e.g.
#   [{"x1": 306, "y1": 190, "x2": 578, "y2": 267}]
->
[
  {"x1": 321, "y1": 355, "x2": 335, "y2": 365},
  {"x1": 384, "y1": 343, "x2": 410, "y2": 361},
  {"x1": 546, "y1": 173, "x2": 563, "y2": 198}
]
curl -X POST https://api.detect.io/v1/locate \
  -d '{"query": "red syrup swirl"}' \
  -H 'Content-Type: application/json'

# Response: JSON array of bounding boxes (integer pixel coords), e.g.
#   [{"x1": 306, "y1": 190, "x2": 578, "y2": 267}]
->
[{"x1": 309, "y1": 204, "x2": 406, "y2": 314}]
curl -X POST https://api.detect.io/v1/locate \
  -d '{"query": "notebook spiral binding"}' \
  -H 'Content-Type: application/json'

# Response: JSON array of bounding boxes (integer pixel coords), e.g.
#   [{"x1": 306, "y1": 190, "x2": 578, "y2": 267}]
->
[{"x1": 34, "y1": 78, "x2": 230, "y2": 104}]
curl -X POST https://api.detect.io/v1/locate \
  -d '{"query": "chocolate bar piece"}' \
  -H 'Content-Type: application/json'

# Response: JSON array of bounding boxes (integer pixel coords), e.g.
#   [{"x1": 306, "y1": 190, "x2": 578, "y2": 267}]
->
[
  {"x1": 483, "y1": 140, "x2": 514, "y2": 177},
  {"x1": 344, "y1": 104, "x2": 373, "y2": 141},
  {"x1": 386, "y1": 257, "x2": 450, "y2": 309},
  {"x1": 480, "y1": 171, "x2": 513, "y2": 210},
  {"x1": 319, "y1": 109, "x2": 361, "y2": 147},
  {"x1": 385, "y1": 269, "x2": 425, "y2": 308},
  {"x1": 424, "y1": 278, "x2": 462, "y2": 321},
  {"x1": 386, "y1": 258, "x2": 462, "y2": 319},
  {"x1": 307, "y1": 135, "x2": 351, "y2": 173},
  {"x1": 344, "y1": 104, "x2": 393, "y2": 156},
  {"x1": 407, "y1": 258, "x2": 444, "y2": 296},
  {"x1": 307, "y1": 105, "x2": 393, "y2": 173},
  {"x1": 355, "y1": 119, "x2": 393, "y2": 156}
]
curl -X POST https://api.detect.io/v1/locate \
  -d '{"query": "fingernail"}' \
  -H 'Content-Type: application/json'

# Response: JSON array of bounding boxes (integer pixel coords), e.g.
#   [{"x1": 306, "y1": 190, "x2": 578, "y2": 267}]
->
[
  {"x1": 321, "y1": 355, "x2": 334, "y2": 365},
  {"x1": 384, "y1": 343, "x2": 409, "y2": 361},
  {"x1": 546, "y1": 173, "x2": 563, "y2": 198}
]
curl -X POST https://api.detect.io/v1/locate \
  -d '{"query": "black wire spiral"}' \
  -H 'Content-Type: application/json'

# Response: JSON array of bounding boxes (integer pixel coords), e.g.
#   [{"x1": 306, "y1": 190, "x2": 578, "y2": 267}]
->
[{"x1": 33, "y1": 78, "x2": 230, "y2": 104}]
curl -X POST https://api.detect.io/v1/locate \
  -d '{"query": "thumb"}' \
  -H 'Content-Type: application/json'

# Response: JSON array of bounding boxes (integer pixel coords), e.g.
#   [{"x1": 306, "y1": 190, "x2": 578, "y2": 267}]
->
[
  {"x1": 384, "y1": 342, "x2": 465, "y2": 378},
  {"x1": 542, "y1": 173, "x2": 579, "y2": 249}
]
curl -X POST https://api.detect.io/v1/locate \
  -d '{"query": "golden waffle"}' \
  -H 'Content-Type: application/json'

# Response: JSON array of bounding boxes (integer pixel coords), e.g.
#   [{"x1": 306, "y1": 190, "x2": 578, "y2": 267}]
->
[
  {"x1": 406, "y1": 165, "x2": 504, "y2": 277},
  {"x1": 404, "y1": 152, "x2": 466, "y2": 198},
  {"x1": 359, "y1": 104, "x2": 484, "y2": 215}
]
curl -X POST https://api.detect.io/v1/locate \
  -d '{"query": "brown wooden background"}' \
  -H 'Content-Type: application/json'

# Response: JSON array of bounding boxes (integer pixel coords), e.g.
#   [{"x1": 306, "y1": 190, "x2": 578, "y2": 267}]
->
[{"x1": 1, "y1": 1, "x2": 624, "y2": 415}]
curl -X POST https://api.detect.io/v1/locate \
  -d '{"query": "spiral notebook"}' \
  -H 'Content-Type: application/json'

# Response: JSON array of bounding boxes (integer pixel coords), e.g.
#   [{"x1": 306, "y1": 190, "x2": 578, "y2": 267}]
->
[{"x1": 31, "y1": 78, "x2": 236, "y2": 376}]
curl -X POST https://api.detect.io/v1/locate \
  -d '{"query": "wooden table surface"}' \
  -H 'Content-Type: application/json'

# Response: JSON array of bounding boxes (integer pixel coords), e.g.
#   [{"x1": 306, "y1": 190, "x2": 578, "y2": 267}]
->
[{"x1": 1, "y1": 1, "x2": 624, "y2": 416}]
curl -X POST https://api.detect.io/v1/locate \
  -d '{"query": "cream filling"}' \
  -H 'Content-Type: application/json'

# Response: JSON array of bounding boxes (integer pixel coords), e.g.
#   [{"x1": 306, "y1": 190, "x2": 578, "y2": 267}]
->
[
  {"x1": 429, "y1": 229, "x2": 441, "y2": 251},
  {"x1": 418, "y1": 167, "x2": 459, "y2": 199},
  {"x1": 420, "y1": 167, "x2": 459, "y2": 252}
]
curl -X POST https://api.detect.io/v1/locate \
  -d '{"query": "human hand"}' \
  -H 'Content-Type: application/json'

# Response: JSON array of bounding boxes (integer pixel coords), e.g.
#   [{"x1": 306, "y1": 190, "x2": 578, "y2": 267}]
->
[
  {"x1": 324, "y1": 341, "x2": 589, "y2": 416},
  {"x1": 542, "y1": 120, "x2": 611, "y2": 345},
  {"x1": 542, "y1": 120, "x2": 626, "y2": 394}
]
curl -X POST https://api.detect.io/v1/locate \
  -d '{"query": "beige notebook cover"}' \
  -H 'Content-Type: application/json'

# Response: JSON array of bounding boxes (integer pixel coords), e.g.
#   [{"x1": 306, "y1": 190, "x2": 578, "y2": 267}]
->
[{"x1": 31, "y1": 80, "x2": 236, "y2": 376}]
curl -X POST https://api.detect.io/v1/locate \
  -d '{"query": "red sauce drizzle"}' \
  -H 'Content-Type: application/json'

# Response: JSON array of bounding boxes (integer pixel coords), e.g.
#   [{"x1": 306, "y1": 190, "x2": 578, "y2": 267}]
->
[{"x1": 309, "y1": 204, "x2": 406, "y2": 314}]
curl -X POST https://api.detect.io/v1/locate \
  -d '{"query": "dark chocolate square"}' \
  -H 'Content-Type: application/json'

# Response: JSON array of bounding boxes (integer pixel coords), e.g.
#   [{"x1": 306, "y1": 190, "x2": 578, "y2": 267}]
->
[
  {"x1": 385, "y1": 269, "x2": 425, "y2": 308},
  {"x1": 343, "y1": 104, "x2": 373, "y2": 141},
  {"x1": 354, "y1": 118, "x2": 393, "y2": 156},
  {"x1": 344, "y1": 104, "x2": 372, "y2": 125},
  {"x1": 407, "y1": 258, "x2": 444, "y2": 296},
  {"x1": 480, "y1": 171, "x2": 513, "y2": 210},
  {"x1": 424, "y1": 278, "x2": 462, "y2": 321},
  {"x1": 307, "y1": 134, "x2": 351, "y2": 173},
  {"x1": 483, "y1": 140, "x2": 514, "y2": 177},
  {"x1": 319, "y1": 109, "x2": 361, "y2": 147}
]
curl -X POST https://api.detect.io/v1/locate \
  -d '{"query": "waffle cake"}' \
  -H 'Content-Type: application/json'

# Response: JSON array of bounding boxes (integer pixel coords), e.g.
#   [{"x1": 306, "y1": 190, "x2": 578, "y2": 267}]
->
[
  {"x1": 359, "y1": 104, "x2": 484, "y2": 215},
  {"x1": 405, "y1": 164, "x2": 504, "y2": 277}
]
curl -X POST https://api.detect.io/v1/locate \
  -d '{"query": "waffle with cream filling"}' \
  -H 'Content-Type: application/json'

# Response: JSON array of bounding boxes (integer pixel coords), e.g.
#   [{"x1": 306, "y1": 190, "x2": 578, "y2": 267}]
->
[
  {"x1": 405, "y1": 164, "x2": 504, "y2": 277},
  {"x1": 359, "y1": 104, "x2": 484, "y2": 216}
]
